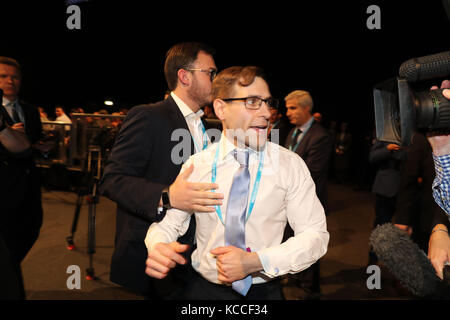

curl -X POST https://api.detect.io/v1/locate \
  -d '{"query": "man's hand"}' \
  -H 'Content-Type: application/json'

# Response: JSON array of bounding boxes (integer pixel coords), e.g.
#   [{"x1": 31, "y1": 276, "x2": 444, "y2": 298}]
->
[
  {"x1": 394, "y1": 224, "x2": 413, "y2": 236},
  {"x1": 11, "y1": 122, "x2": 25, "y2": 133},
  {"x1": 168, "y1": 164, "x2": 224, "y2": 212},
  {"x1": 427, "y1": 80, "x2": 450, "y2": 156},
  {"x1": 210, "y1": 246, "x2": 262, "y2": 283},
  {"x1": 145, "y1": 242, "x2": 189, "y2": 279},
  {"x1": 386, "y1": 143, "x2": 401, "y2": 152},
  {"x1": 428, "y1": 224, "x2": 450, "y2": 280}
]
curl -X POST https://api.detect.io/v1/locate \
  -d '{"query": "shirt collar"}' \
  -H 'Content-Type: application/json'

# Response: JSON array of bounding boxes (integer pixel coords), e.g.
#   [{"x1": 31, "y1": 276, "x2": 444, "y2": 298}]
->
[
  {"x1": 2, "y1": 97, "x2": 17, "y2": 107},
  {"x1": 218, "y1": 130, "x2": 262, "y2": 161},
  {"x1": 170, "y1": 92, "x2": 204, "y2": 119},
  {"x1": 298, "y1": 116, "x2": 314, "y2": 132}
]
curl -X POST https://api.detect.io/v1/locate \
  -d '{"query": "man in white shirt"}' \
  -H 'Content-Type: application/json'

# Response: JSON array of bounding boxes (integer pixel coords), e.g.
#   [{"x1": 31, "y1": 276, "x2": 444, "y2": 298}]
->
[
  {"x1": 54, "y1": 106, "x2": 72, "y2": 132},
  {"x1": 145, "y1": 66, "x2": 329, "y2": 300}
]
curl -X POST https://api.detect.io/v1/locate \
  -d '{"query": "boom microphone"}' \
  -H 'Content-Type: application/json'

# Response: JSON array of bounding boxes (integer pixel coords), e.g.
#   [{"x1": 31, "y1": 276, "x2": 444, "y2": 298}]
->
[
  {"x1": 370, "y1": 223, "x2": 450, "y2": 297},
  {"x1": 399, "y1": 50, "x2": 450, "y2": 82}
]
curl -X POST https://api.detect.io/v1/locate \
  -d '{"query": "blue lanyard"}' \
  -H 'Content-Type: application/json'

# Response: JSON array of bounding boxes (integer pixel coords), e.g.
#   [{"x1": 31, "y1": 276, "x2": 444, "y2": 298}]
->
[
  {"x1": 289, "y1": 121, "x2": 313, "y2": 152},
  {"x1": 193, "y1": 121, "x2": 208, "y2": 152},
  {"x1": 211, "y1": 144, "x2": 264, "y2": 225}
]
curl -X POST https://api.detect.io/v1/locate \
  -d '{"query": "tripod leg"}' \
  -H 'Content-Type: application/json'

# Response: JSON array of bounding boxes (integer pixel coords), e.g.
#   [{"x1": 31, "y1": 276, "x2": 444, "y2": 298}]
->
[
  {"x1": 86, "y1": 181, "x2": 98, "y2": 280},
  {"x1": 66, "y1": 190, "x2": 84, "y2": 250}
]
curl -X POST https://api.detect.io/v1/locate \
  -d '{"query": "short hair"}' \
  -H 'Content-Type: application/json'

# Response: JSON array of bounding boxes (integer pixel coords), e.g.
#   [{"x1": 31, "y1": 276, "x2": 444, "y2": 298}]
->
[
  {"x1": 164, "y1": 42, "x2": 215, "y2": 91},
  {"x1": 212, "y1": 66, "x2": 266, "y2": 100},
  {"x1": 284, "y1": 90, "x2": 314, "y2": 111},
  {"x1": 0, "y1": 56, "x2": 22, "y2": 75}
]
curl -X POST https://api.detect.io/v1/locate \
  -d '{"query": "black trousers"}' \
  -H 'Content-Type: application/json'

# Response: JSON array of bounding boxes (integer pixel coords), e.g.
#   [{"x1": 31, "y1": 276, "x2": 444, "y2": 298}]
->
[
  {"x1": 369, "y1": 194, "x2": 397, "y2": 264},
  {"x1": 183, "y1": 269, "x2": 285, "y2": 300},
  {"x1": 373, "y1": 194, "x2": 397, "y2": 228},
  {"x1": 0, "y1": 234, "x2": 24, "y2": 300}
]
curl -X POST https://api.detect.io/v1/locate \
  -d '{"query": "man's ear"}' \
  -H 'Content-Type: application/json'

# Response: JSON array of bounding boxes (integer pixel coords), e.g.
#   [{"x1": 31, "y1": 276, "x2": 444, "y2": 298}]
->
[
  {"x1": 177, "y1": 69, "x2": 191, "y2": 87},
  {"x1": 213, "y1": 99, "x2": 226, "y2": 121}
]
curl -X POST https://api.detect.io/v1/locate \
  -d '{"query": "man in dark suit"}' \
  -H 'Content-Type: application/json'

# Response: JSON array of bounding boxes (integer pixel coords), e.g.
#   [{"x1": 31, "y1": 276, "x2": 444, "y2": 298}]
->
[
  {"x1": 284, "y1": 90, "x2": 332, "y2": 212},
  {"x1": 0, "y1": 57, "x2": 43, "y2": 299},
  {"x1": 368, "y1": 139, "x2": 405, "y2": 264},
  {"x1": 0, "y1": 89, "x2": 34, "y2": 300},
  {"x1": 267, "y1": 106, "x2": 291, "y2": 145},
  {"x1": 283, "y1": 90, "x2": 332, "y2": 299},
  {"x1": 99, "y1": 42, "x2": 224, "y2": 299}
]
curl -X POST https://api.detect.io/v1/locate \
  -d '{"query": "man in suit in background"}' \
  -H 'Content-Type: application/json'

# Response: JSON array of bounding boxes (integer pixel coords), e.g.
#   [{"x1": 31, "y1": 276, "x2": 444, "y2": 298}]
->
[
  {"x1": 0, "y1": 56, "x2": 43, "y2": 299},
  {"x1": 368, "y1": 139, "x2": 405, "y2": 265},
  {"x1": 283, "y1": 90, "x2": 332, "y2": 299},
  {"x1": 99, "y1": 42, "x2": 224, "y2": 299},
  {"x1": 267, "y1": 105, "x2": 291, "y2": 146}
]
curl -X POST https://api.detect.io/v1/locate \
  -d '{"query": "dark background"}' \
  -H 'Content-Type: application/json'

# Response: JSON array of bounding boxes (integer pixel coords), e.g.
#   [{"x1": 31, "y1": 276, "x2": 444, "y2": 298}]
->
[{"x1": 1, "y1": 0, "x2": 449, "y2": 137}]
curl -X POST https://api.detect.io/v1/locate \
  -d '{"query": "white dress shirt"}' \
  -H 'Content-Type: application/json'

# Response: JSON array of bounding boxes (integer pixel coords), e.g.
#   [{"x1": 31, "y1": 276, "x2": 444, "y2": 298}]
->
[
  {"x1": 55, "y1": 113, "x2": 72, "y2": 131},
  {"x1": 145, "y1": 133, "x2": 329, "y2": 285},
  {"x1": 170, "y1": 92, "x2": 209, "y2": 153}
]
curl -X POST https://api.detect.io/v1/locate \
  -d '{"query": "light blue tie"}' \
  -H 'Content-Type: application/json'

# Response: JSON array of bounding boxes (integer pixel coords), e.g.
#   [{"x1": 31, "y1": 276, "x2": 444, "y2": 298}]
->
[
  {"x1": 225, "y1": 149, "x2": 252, "y2": 296},
  {"x1": 8, "y1": 101, "x2": 21, "y2": 123}
]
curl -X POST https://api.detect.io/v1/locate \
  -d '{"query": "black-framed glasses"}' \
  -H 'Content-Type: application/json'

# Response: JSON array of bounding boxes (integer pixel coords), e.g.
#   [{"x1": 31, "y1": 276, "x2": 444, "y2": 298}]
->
[
  {"x1": 222, "y1": 96, "x2": 279, "y2": 110},
  {"x1": 185, "y1": 68, "x2": 217, "y2": 81}
]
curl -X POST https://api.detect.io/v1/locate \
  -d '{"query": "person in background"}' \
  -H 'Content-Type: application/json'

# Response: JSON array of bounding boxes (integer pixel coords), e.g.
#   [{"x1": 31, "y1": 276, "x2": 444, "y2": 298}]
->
[
  {"x1": 0, "y1": 56, "x2": 43, "y2": 299},
  {"x1": 368, "y1": 139, "x2": 405, "y2": 265},
  {"x1": 283, "y1": 90, "x2": 332, "y2": 299},
  {"x1": 267, "y1": 105, "x2": 290, "y2": 146}
]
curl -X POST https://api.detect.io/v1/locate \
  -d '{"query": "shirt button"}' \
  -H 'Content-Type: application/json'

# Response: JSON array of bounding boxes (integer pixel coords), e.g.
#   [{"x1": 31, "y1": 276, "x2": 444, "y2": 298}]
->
[{"x1": 274, "y1": 268, "x2": 279, "y2": 275}]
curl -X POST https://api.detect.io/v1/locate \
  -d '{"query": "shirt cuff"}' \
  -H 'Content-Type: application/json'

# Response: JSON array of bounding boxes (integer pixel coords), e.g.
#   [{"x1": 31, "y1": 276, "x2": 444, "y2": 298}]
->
[
  {"x1": 256, "y1": 249, "x2": 281, "y2": 278},
  {"x1": 144, "y1": 223, "x2": 171, "y2": 252}
]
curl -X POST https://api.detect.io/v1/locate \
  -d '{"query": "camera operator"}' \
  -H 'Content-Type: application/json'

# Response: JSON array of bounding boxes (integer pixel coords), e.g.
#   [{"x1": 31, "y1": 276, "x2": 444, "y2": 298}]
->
[{"x1": 427, "y1": 80, "x2": 450, "y2": 280}]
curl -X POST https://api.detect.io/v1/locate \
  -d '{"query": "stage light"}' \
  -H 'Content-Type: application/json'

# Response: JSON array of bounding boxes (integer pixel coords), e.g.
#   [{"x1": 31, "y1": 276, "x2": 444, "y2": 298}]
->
[{"x1": 104, "y1": 100, "x2": 114, "y2": 106}]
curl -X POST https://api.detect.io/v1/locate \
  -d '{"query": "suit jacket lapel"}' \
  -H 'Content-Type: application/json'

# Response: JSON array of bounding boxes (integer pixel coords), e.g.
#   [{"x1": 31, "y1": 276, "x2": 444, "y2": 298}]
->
[
  {"x1": 165, "y1": 96, "x2": 196, "y2": 156},
  {"x1": 1, "y1": 105, "x2": 14, "y2": 126},
  {"x1": 296, "y1": 122, "x2": 316, "y2": 156}
]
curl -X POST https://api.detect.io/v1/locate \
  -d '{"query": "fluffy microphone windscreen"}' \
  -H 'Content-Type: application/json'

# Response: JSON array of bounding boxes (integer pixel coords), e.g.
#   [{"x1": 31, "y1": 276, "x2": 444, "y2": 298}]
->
[{"x1": 370, "y1": 223, "x2": 440, "y2": 297}]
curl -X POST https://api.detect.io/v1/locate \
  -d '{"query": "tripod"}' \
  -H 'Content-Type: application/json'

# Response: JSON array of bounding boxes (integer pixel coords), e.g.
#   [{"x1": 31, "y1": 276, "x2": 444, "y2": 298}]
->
[{"x1": 66, "y1": 146, "x2": 102, "y2": 280}]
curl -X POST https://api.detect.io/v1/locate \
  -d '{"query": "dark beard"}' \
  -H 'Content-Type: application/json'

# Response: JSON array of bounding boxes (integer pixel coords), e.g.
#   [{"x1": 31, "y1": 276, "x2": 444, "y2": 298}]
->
[{"x1": 187, "y1": 80, "x2": 212, "y2": 109}]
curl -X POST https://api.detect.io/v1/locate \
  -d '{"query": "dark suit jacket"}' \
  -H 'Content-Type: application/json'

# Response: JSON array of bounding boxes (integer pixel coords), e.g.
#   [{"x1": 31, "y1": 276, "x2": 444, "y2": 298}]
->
[
  {"x1": 369, "y1": 140, "x2": 405, "y2": 198},
  {"x1": 0, "y1": 100, "x2": 43, "y2": 264},
  {"x1": 284, "y1": 121, "x2": 332, "y2": 210},
  {"x1": 99, "y1": 96, "x2": 200, "y2": 295},
  {"x1": 268, "y1": 118, "x2": 291, "y2": 146},
  {"x1": 393, "y1": 133, "x2": 444, "y2": 250}
]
